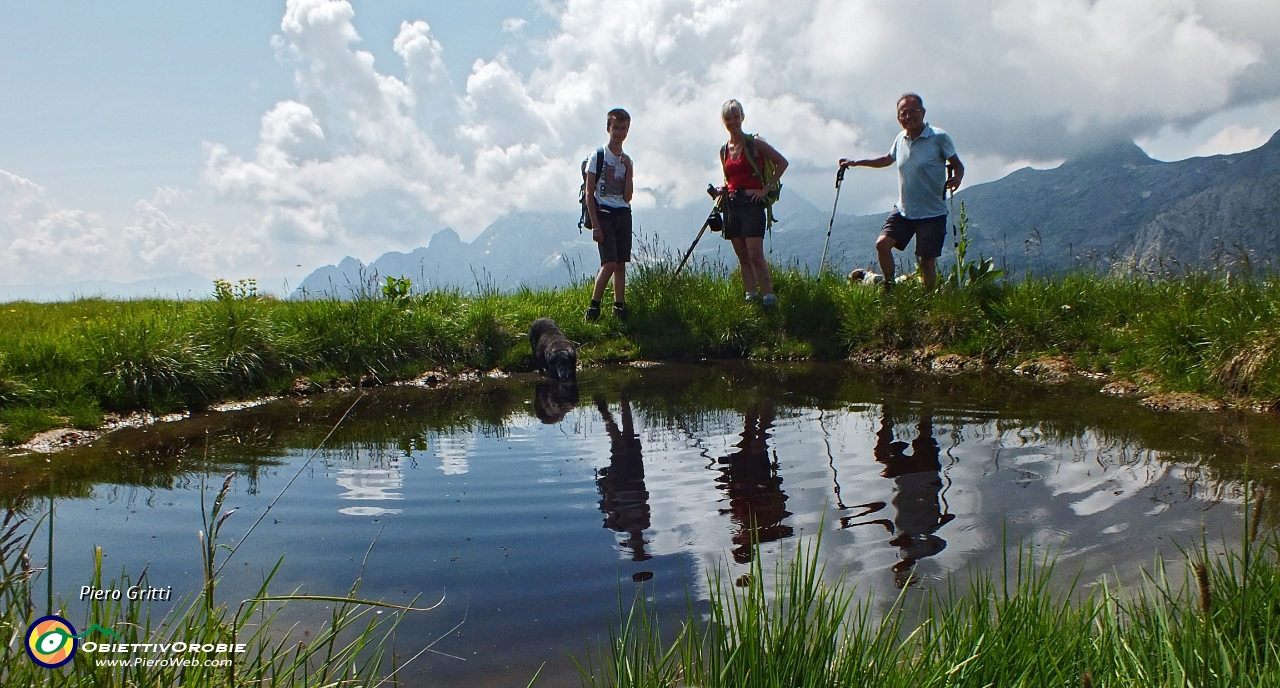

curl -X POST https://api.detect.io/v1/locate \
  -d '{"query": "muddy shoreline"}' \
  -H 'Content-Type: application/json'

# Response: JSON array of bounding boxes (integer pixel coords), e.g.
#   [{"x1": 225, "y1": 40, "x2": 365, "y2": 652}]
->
[{"x1": 8, "y1": 351, "x2": 1273, "y2": 456}]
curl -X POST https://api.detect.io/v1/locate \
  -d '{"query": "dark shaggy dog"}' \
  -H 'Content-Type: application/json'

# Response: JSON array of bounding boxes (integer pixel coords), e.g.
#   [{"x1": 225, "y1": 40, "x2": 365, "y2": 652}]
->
[{"x1": 529, "y1": 317, "x2": 577, "y2": 381}]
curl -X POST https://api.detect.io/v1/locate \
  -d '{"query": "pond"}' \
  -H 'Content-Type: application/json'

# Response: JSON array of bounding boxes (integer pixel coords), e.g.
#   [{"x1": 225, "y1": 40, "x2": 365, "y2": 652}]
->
[{"x1": 3, "y1": 362, "x2": 1273, "y2": 686}]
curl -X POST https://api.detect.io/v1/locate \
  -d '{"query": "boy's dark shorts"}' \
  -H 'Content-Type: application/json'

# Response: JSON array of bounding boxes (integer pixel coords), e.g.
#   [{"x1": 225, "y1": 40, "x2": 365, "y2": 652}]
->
[
  {"x1": 722, "y1": 196, "x2": 766, "y2": 240},
  {"x1": 596, "y1": 207, "x2": 633, "y2": 265},
  {"x1": 880, "y1": 212, "x2": 947, "y2": 258}
]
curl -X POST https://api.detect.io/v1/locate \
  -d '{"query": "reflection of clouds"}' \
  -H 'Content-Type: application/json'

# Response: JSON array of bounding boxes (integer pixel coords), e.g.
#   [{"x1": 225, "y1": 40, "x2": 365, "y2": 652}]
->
[
  {"x1": 339, "y1": 506, "x2": 403, "y2": 516},
  {"x1": 1011, "y1": 435, "x2": 1171, "y2": 517},
  {"x1": 434, "y1": 434, "x2": 474, "y2": 475},
  {"x1": 336, "y1": 468, "x2": 403, "y2": 501}
]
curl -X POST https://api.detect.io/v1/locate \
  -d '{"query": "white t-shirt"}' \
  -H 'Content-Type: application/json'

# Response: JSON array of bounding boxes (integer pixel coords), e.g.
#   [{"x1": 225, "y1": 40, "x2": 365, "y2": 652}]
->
[{"x1": 589, "y1": 147, "x2": 630, "y2": 209}]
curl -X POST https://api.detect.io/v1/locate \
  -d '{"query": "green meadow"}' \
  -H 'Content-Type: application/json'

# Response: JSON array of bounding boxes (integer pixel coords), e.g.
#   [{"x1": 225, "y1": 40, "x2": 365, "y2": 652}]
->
[
  {"x1": 3, "y1": 260, "x2": 1280, "y2": 445},
  {"x1": 4, "y1": 258, "x2": 1280, "y2": 684}
]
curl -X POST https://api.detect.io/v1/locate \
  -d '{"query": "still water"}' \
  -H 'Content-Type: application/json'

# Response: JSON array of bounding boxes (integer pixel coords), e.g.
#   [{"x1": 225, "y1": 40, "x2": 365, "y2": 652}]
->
[{"x1": 3, "y1": 363, "x2": 1271, "y2": 686}]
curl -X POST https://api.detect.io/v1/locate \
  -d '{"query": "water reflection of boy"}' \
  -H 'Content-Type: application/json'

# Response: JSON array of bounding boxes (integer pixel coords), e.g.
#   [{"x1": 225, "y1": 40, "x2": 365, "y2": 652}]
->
[
  {"x1": 874, "y1": 409, "x2": 955, "y2": 587},
  {"x1": 715, "y1": 402, "x2": 793, "y2": 563},
  {"x1": 594, "y1": 393, "x2": 652, "y2": 561}
]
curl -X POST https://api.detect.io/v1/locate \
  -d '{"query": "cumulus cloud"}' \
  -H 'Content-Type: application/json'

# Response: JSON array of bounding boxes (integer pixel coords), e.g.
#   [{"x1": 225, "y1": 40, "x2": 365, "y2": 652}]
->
[
  {"x1": 0, "y1": 173, "x2": 256, "y2": 285},
  {"x1": 199, "y1": 0, "x2": 1271, "y2": 247},
  {"x1": 0, "y1": 171, "x2": 115, "y2": 282},
  {"x1": 124, "y1": 189, "x2": 262, "y2": 273},
  {"x1": 7, "y1": 0, "x2": 1276, "y2": 284}
]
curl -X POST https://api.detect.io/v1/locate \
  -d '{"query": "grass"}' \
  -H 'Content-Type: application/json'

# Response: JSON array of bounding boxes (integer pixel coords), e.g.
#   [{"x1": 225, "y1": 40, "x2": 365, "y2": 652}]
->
[
  {"x1": 578, "y1": 522, "x2": 1280, "y2": 687},
  {"x1": 4, "y1": 264, "x2": 1280, "y2": 444},
  {"x1": 0, "y1": 471, "x2": 455, "y2": 686}
]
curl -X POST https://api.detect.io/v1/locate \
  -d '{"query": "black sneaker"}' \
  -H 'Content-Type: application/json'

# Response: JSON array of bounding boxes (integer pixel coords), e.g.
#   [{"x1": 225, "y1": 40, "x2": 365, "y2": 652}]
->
[
  {"x1": 585, "y1": 305, "x2": 601, "y2": 322},
  {"x1": 612, "y1": 304, "x2": 628, "y2": 320}
]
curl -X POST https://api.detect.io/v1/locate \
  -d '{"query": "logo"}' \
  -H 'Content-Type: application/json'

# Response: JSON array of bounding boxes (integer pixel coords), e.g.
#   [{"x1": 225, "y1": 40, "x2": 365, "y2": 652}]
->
[{"x1": 25, "y1": 615, "x2": 78, "y2": 668}]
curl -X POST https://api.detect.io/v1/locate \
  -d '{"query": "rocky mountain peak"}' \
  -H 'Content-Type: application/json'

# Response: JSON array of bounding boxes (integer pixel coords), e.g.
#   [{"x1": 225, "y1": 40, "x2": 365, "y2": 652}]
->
[{"x1": 1061, "y1": 139, "x2": 1159, "y2": 170}]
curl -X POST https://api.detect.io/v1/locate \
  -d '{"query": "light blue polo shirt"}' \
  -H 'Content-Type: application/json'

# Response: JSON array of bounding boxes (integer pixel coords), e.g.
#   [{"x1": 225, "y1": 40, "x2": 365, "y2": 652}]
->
[{"x1": 888, "y1": 124, "x2": 956, "y2": 220}]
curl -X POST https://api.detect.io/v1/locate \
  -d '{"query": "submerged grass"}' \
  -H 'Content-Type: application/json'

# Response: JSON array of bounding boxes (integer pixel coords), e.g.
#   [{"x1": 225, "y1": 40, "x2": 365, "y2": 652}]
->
[
  {"x1": 4, "y1": 268, "x2": 1280, "y2": 443},
  {"x1": 581, "y1": 525, "x2": 1280, "y2": 687}
]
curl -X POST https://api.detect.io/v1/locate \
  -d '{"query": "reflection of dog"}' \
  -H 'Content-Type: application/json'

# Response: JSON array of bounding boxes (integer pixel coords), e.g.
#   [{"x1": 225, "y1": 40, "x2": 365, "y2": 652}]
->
[
  {"x1": 529, "y1": 318, "x2": 577, "y2": 381},
  {"x1": 534, "y1": 381, "x2": 579, "y2": 424},
  {"x1": 848, "y1": 269, "x2": 884, "y2": 286}
]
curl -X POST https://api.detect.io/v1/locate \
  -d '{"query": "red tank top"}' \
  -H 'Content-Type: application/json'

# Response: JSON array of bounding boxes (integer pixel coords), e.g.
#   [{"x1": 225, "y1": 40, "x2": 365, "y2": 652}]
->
[{"x1": 722, "y1": 142, "x2": 764, "y2": 192}]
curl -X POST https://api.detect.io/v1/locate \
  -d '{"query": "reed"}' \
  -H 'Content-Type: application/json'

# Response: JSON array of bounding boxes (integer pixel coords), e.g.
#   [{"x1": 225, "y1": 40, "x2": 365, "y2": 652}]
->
[
  {"x1": 0, "y1": 475, "x2": 444, "y2": 686},
  {"x1": 579, "y1": 528, "x2": 1280, "y2": 687}
]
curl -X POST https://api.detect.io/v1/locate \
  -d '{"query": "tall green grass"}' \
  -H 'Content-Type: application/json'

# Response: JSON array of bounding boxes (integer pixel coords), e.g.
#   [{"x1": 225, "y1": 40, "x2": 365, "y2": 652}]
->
[
  {"x1": 0, "y1": 474, "x2": 451, "y2": 686},
  {"x1": 580, "y1": 526, "x2": 1280, "y2": 687},
  {"x1": 4, "y1": 270, "x2": 1280, "y2": 444}
]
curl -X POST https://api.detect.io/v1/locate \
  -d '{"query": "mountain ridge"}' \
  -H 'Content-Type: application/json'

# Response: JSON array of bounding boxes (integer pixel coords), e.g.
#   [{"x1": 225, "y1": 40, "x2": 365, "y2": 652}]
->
[{"x1": 295, "y1": 130, "x2": 1280, "y2": 297}]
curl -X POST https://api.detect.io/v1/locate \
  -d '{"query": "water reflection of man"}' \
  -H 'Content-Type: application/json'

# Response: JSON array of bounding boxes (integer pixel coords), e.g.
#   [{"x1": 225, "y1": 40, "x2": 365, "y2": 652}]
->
[
  {"x1": 595, "y1": 393, "x2": 652, "y2": 561},
  {"x1": 874, "y1": 409, "x2": 954, "y2": 588},
  {"x1": 716, "y1": 401, "x2": 793, "y2": 563}
]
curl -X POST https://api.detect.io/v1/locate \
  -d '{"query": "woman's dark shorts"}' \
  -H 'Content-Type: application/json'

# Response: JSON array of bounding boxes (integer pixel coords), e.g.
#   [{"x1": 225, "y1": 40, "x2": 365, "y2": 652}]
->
[
  {"x1": 722, "y1": 195, "x2": 766, "y2": 240},
  {"x1": 596, "y1": 206, "x2": 633, "y2": 265},
  {"x1": 880, "y1": 211, "x2": 947, "y2": 258}
]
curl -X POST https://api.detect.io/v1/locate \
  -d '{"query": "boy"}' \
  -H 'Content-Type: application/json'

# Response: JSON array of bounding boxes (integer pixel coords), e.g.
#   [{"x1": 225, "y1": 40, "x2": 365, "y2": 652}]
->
[{"x1": 585, "y1": 108, "x2": 634, "y2": 321}]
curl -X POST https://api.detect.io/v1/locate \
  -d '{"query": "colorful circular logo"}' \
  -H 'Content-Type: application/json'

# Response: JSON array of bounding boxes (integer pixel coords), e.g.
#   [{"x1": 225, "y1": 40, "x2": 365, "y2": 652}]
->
[{"x1": 25, "y1": 615, "x2": 77, "y2": 668}]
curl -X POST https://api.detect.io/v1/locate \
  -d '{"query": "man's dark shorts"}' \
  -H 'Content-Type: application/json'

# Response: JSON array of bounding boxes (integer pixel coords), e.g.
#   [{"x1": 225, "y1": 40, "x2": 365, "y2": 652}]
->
[
  {"x1": 880, "y1": 211, "x2": 947, "y2": 258},
  {"x1": 722, "y1": 195, "x2": 766, "y2": 240},
  {"x1": 596, "y1": 207, "x2": 633, "y2": 265}
]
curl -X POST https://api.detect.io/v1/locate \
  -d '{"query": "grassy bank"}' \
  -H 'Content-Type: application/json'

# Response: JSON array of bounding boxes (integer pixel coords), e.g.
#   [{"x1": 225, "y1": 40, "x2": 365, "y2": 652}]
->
[
  {"x1": 4, "y1": 262, "x2": 1280, "y2": 444},
  {"x1": 580, "y1": 526, "x2": 1280, "y2": 687}
]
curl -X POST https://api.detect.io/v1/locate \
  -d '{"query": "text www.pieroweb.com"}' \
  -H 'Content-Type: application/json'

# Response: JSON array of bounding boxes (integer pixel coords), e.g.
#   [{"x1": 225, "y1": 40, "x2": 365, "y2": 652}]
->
[
  {"x1": 94, "y1": 656, "x2": 233, "y2": 668},
  {"x1": 80, "y1": 642, "x2": 245, "y2": 668}
]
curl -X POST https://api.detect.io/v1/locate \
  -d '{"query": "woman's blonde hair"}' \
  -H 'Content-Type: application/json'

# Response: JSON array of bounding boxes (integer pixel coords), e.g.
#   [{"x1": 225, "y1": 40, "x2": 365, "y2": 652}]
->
[{"x1": 721, "y1": 99, "x2": 744, "y2": 120}]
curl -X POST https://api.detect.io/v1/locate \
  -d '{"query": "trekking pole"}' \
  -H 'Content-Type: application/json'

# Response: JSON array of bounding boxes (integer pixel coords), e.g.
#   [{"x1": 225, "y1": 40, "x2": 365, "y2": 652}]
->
[
  {"x1": 819, "y1": 166, "x2": 846, "y2": 276},
  {"x1": 949, "y1": 187, "x2": 958, "y2": 266},
  {"x1": 674, "y1": 186, "x2": 724, "y2": 277}
]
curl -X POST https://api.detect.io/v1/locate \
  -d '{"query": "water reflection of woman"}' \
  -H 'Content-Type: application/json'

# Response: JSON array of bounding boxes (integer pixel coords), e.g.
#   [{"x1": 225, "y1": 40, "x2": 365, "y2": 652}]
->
[
  {"x1": 595, "y1": 393, "x2": 652, "y2": 561},
  {"x1": 874, "y1": 409, "x2": 954, "y2": 587},
  {"x1": 716, "y1": 401, "x2": 793, "y2": 563}
]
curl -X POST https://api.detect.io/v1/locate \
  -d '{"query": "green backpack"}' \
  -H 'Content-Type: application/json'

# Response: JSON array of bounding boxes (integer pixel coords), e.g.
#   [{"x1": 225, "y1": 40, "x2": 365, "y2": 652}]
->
[{"x1": 719, "y1": 134, "x2": 782, "y2": 227}]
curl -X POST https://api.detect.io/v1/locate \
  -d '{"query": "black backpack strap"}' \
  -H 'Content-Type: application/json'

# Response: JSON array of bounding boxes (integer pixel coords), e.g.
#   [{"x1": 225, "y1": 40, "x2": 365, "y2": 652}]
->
[{"x1": 595, "y1": 147, "x2": 606, "y2": 179}]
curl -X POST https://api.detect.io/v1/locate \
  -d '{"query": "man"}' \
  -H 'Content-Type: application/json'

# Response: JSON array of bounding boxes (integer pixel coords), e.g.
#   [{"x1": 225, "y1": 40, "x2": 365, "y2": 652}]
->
[
  {"x1": 841, "y1": 93, "x2": 963, "y2": 291},
  {"x1": 585, "y1": 108, "x2": 634, "y2": 321}
]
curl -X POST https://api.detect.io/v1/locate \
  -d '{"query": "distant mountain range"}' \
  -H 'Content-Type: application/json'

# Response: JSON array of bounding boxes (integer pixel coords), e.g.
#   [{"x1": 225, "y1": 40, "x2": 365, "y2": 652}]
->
[
  {"x1": 296, "y1": 130, "x2": 1280, "y2": 297},
  {"x1": 0, "y1": 273, "x2": 217, "y2": 302}
]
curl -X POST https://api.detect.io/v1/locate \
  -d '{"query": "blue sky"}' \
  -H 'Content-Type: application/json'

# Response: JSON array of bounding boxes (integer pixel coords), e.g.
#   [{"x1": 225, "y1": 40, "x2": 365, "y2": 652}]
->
[
  {"x1": 0, "y1": 1, "x2": 550, "y2": 226},
  {"x1": 2, "y1": 0, "x2": 1278, "y2": 291}
]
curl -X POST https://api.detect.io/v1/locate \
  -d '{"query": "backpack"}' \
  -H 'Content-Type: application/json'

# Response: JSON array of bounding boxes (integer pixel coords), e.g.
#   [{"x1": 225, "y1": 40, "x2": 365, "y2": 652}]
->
[
  {"x1": 578, "y1": 147, "x2": 606, "y2": 232},
  {"x1": 719, "y1": 134, "x2": 782, "y2": 227}
]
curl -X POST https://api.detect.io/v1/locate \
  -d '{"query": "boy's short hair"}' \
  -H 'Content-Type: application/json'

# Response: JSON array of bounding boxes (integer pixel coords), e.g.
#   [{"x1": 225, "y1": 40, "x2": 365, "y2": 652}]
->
[
  {"x1": 607, "y1": 108, "x2": 631, "y2": 124},
  {"x1": 721, "y1": 99, "x2": 744, "y2": 120}
]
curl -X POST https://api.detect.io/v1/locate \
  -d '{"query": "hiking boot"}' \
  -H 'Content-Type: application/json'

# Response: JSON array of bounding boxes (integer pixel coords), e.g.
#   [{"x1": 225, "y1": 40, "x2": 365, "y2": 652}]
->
[
  {"x1": 585, "y1": 305, "x2": 601, "y2": 322},
  {"x1": 612, "y1": 304, "x2": 629, "y2": 321},
  {"x1": 761, "y1": 294, "x2": 777, "y2": 308},
  {"x1": 744, "y1": 292, "x2": 756, "y2": 303}
]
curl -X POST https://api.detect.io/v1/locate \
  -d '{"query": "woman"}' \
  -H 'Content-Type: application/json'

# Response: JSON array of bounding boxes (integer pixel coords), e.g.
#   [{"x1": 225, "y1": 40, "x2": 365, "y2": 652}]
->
[{"x1": 718, "y1": 99, "x2": 788, "y2": 307}]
